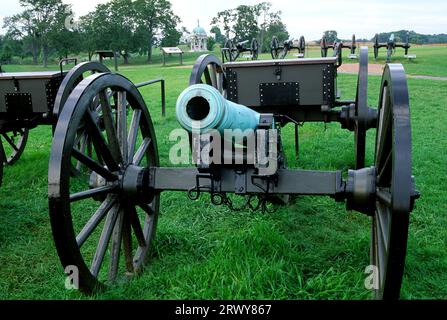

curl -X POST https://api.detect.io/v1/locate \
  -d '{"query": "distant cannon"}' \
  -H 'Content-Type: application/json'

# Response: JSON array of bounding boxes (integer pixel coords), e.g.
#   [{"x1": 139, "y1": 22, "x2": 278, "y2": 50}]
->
[
  {"x1": 321, "y1": 34, "x2": 357, "y2": 58},
  {"x1": 221, "y1": 38, "x2": 259, "y2": 62},
  {"x1": 373, "y1": 32, "x2": 412, "y2": 62},
  {"x1": 271, "y1": 36, "x2": 306, "y2": 59}
]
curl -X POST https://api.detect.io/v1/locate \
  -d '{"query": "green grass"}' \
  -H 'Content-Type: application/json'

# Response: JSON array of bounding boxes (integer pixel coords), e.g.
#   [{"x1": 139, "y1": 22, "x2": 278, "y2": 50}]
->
[{"x1": 0, "y1": 52, "x2": 446, "y2": 300}]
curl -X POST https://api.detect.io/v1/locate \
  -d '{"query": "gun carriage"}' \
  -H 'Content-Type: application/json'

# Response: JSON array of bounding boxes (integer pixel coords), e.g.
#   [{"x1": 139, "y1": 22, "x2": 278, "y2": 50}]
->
[
  {"x1": 321, "y1": 34, "x2": 357, "y2": 58},
  {"x1": 46, "y1": 46, "x2": 418, "y2": 300},
  {"x1": 374, "y1": 33, "x2": 412, "y2": 62},
  {"x1": 270, "y1": 36, "x2": 306, "y2": 59},
  {"x1": 221, "y1": 38, "x2": 259, "y2": 62}
]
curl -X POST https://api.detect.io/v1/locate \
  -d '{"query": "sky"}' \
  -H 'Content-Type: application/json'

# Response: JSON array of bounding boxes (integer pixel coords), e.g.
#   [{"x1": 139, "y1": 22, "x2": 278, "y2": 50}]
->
[{"x1": 0, "y1": 0, "x2": 446, "y2": 40}]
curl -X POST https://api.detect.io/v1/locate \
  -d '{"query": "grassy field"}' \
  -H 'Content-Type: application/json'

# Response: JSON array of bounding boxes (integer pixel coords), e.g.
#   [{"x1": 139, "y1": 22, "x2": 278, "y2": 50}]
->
[{"x1": 0, "y1": 45, "x2": 446, "y2": 299}]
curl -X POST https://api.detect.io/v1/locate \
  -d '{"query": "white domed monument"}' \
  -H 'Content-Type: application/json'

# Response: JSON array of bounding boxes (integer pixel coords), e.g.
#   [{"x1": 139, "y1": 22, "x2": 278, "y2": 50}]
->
[{"x1": 190, "y1": 20, "x2": 208, "y2": 52}]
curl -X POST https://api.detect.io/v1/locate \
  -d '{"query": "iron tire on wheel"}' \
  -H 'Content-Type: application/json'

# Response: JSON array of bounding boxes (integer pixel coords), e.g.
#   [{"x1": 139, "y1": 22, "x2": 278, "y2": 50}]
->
[
  {"x1": 0, "y1": 128, "x2": 29, "y2": 165},
  {"x1": 371, "y1": 63, "x2": 414, "y2": 300},
  {"x1": 189, "y1": 54, "x2": 227, "y2": 95},
  {"x1": 49, "y1": 72, "x2": 160, "y2": 293},
  {"x1": 53, "y1": 61, "x2": 110, "y2": 120}
]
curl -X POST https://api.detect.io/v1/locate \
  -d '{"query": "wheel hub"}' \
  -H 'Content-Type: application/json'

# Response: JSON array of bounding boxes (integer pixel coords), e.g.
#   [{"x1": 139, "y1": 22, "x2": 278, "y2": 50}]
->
[
  {"x1": 346, "y1": 166, "x2": 376, "y2": 215},
  {"x1": 121, "y1": 164, "x2": 154, "y2": 203}
]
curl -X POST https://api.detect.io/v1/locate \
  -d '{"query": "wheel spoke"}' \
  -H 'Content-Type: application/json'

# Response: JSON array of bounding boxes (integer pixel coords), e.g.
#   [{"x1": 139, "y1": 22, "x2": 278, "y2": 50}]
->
[
  {"x1": 85, "y1": 108, "x2": 120, "y2": 171},
  {"x1": 0, "y1": 142, "x2": 6, "y2": 162},
  {"x1": 70, "y1": 184, "x2": 117, "y2": 202},
  {"x1": 138, "y1": 202, "x2": 155, "y2": 216},
  {"x1": 90, "y1": 203, "x2": 120, "y2": 277},
  {"x1": 127, "y1": 109, "x2": 141, "y2": 160},
  {"x1": 99, "y1": 90, "x2": 122, "y2": 165},
  {"x1": 377, "y1": 150, "x2": 392, "y2": 184},
  {"x1": 76, "y1": 195, "x2": 116, "y2": 248},
  {"x1": 210, "y1": 65, "x2": 218, "y2": 88},
  {"x1": 108, "y1": 207, "x2": 124, "y2": 281},
  {"x1": 2, "y1": 133, "x2": 19, "y2": 152},
  {"x1": 72, "y1": 148, "x2": 118, "y2": 181},
  {"x1": 75, "y1": 132, "x2": 88, "y2": 171},
  {"x1": 122, "y1": 214, "x2": 134, "y2": 273},
  {"x1": 117, "y1": 91, "x2": 128, "y2": 163},
  {"x1": 132, "y1": 138, "x2": 151, "y2": 165},
  {"x1": 203, "y1": 67, "x2": 212, "y2": 85},
  {"x1": 127, "y1": 204, "x2": 146, "y2": 247},
  {"x1": 376, "y1": 202, "x2": 390, "y2": 255},
  {"x1": 375, "y1": 207, "x2": 388, "y2": 288}
]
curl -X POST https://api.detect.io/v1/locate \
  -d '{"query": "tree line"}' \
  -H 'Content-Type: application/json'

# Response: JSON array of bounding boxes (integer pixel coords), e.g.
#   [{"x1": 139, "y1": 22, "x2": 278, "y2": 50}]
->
[
  {"x1": 1, "y1": 0, "x2": 181, "y2": 66},
  {"x1": 3, "y1": 0, "x2": 443, "y2": 67},
  {"x1": 0, "y1": 0, "x2": 291, "y2": 67},
  {"x1": 374, "y1": 30, "x2": 447, "y2": 44}
]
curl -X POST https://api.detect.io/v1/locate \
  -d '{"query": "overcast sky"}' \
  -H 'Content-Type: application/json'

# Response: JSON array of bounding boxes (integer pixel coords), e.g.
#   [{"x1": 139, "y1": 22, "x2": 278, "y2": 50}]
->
[{"x1": 1, "y1": 0, "x2": 446, "y2": 40}]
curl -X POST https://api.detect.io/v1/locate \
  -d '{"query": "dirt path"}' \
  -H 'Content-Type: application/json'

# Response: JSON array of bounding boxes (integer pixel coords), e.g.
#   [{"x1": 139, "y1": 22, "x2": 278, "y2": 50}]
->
[{"x1": 338, "y1": 63, "x2": 383, "y2": 75}]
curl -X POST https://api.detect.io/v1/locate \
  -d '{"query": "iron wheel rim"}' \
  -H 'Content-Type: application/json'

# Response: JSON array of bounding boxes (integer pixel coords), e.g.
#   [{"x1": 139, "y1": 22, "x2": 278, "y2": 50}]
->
[{"x1": 371, "y1": 64, "x2": 412, "y2": 300}]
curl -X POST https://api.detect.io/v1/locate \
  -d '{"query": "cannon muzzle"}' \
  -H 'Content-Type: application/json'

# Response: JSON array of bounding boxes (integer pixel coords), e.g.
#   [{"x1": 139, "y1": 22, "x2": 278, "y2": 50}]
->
[{"x1": 176, "y1": 84, "x2": 261, "y2": 134}]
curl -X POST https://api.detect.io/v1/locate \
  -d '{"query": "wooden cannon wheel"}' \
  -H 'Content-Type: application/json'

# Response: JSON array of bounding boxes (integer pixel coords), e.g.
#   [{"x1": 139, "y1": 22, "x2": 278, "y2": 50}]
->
[
  {"x1": 371, "y1": 63, "x2": 414, "y2": 299},
  {"x1": 270, "y1": 36, "x2": 280, "y2": 59},
  {"x1": 250, "y1": 38, "x2": 259, "y2": 60},
  {"x1": 223, "y1": 39, "x2": 239, "y2": 62},
  {"x1": 48, "y1": 72, "x2": 159, "y2": 293},
  {"x1": 0, "y1": 128, "x2": 29, "y2": 165}
]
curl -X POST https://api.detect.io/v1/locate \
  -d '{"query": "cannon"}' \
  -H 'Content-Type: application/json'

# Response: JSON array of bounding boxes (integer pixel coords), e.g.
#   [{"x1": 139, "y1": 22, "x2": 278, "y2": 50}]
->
[
  {"x1": 0, "y1": 59, "x2": 165, "y2": 187},
  {"x1": 374, "y1": 33, "x2": 412, "y2": 62},
  {"x1": 221, "y1": 38, "x2": 259, "y2": 62},
  {"x1": 271, "y1": 36, "x2": 306, "y2": 59},
  {"x1": 321, "y1": 34, "x2": 357, "y2": 58},
  {"x1": 47, "y1": 47, "x2": 418, "y2": 299}
]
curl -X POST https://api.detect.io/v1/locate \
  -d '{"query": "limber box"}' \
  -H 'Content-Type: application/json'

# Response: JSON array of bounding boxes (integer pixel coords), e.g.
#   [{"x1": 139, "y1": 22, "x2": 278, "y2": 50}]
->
[
  {"x1": 0, "y1": 71, "x2": 65, "y2": 118},
  {"x1": 224, "y1": 57, "x2": 338, "y2": 110}
]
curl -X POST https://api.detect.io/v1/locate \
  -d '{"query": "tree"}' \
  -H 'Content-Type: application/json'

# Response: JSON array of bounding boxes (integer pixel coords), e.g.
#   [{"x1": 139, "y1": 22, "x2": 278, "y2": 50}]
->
[
  {"x1": 0, "y1": 35, "x2": 24, "y2": 62},
  {"x1": 210, "y1": 26, "x2": 225, "y2": 46},
  {"x1": 207, "y1": 36, "x2": 216, "y2": 51},
  {"x1": 160, "y1": 25, "x2": 181, "y2": 47},
  {"x1": 3, "y1": 0, "x2": 70, "y2": 67},
  {"x1": 80, "y1": 0, "x2": 139, "y2": 64},
  {"x1": 211, "y1": 2, "x2": 284, "y2": 52},
  {"x1": 263, "y1": 21, "x2": 289, "y2": 52},
  {"x1": 323, "y1": 30, "x2": 338, "y2": 44},
  {"x1": 255, "y1": 2, "x2": 282, "y2": 53},
  {"x1": 48, "y1": 6, "x2": 81, "y2": 59},
  {"x1": 3, "y1": 9, "x2": 40, "y2": 64},
  {"x1": 134, "y1": 0, "x2": 181, "y2": 63}
]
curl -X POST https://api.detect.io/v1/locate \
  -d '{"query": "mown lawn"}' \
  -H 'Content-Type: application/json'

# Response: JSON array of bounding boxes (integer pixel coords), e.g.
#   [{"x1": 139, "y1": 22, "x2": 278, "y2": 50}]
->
[{"x1": 0, "y1": 48, "x2": 446, "y2": 299}]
